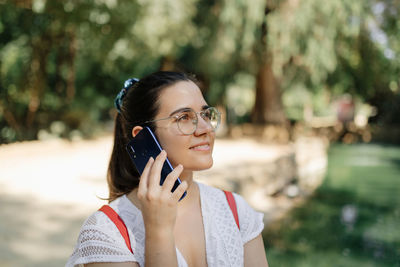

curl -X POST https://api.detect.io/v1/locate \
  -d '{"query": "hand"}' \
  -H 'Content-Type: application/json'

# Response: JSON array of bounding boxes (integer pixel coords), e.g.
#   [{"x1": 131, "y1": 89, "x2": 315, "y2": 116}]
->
[{"x1": 137, "y1": 150, "x2": 188, "y2": 233}]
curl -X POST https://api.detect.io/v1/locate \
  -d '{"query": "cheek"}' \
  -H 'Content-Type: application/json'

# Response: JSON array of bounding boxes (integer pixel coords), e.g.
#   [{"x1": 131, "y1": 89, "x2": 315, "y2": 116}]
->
[
  {"x1": 157, "y1": 133, "x2": 188, "y2": 166},
  {"x1": 163, "y1": 143, "x2": 181, "y2": 166}
]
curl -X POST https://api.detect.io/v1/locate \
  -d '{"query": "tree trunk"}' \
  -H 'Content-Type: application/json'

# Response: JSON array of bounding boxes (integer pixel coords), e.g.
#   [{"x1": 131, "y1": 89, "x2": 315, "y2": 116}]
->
[
  {"x1": 26, "y1": 37, "x2": 49, "y2": 129},
  {"x1": 252, "y1": 55, "x2": 287, "y2": 125},
  {"x1": 251, "y1": 3, "x2": 287, "y2": 126},
  {"x1": 66, "y1": 29, "x2": 77, "y2": 102},
  {"x1": 15, "y1": 0, "x2": 32, "y2": 9}
]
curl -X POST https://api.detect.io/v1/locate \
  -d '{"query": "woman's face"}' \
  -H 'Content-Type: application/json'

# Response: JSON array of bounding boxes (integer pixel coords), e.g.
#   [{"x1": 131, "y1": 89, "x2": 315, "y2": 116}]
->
[{"x1": 154, "y1": 81, "x2": 215, "y2": 171}]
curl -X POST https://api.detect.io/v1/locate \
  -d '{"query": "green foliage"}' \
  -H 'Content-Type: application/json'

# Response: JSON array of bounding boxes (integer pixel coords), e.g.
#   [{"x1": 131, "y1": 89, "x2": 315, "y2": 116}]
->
[
  {"x1": 177, "y1": 0, "x2": 267, "y2": 106},
  {"x1": 266, "y1": 0, "x2": 400, "y2": 124},
  {"x1": 267, "y1": 0, "x2": 367, "y2": 90},
  {"x1": 0, "y1": 0, "x2": 399, "y2": 143},
  {"x1": 0, "y1": 0, "x2": 200, "y2": 142}
]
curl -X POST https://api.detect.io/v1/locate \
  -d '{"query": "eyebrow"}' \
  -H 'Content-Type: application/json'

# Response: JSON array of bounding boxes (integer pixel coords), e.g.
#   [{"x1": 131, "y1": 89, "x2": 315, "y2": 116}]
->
[{"x1": 169, "y1": 105, "x2": 209, "y2": 117}]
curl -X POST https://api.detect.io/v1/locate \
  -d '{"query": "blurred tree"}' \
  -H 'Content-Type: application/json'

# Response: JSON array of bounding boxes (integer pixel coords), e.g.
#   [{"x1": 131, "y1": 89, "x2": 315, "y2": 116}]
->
[
  {"x1": 0, "y1": 0, "x2": 198, "y2": 142},
  {"x1": 254, "y1": 0, "x2": 366, "y2": 125},
  {"x1": 326, "y1": 0, "x2": 400, "y2": 125},
  {"x1": 264, "y1": 0, "x2": 400, "y2": 126},
  {"x1": 0, "y1": 0, "x2": 399, "y2": 143},
  {"x1": 179, "y1": 0, "x2": 399, "y2": 128},
  {"x1": 178, "y1": 0, "x2": 267, "y2": 117},
  {"x1": 252, "y1": 4, "x2": 286, "y2": 125}
]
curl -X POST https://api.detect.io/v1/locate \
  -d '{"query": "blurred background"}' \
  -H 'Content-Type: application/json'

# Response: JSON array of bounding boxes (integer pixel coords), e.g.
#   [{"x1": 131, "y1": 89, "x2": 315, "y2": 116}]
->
[{"x1": 0, "y1": 0, "x2": 399, "y2": 266}]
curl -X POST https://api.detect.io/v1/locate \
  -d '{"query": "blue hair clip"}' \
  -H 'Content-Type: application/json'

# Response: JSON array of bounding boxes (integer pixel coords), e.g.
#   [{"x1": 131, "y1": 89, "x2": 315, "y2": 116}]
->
[{"x1": 114, "y1": 78, "x2": 139, "y2": 113}]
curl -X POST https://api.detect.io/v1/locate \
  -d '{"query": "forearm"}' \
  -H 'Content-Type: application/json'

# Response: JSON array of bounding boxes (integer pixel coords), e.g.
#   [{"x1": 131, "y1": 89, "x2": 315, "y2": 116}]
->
[{"x1": 145, "y1": 227, "x2": 178, "y2": 267}]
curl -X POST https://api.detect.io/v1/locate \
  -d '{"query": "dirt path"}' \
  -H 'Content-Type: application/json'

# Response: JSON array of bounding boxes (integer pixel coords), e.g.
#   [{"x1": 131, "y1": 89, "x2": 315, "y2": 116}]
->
[{"x1": 0, "y1": 136, "x2": 302, "y2": 266}]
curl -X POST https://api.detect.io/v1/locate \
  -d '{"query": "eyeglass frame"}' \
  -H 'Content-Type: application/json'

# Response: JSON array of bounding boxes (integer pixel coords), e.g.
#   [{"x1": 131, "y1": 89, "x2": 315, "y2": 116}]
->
[{"x1": 142, "y1": 106, "x2": 221, "y2": 135}]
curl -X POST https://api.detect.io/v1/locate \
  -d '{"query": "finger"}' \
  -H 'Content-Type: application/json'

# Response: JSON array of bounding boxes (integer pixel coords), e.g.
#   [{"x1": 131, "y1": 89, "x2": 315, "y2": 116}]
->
[
  {"x1": 172, "y1": 180, "x2": 188, "y2": 202},
  {"x1": 148, "y1": 150, "x2": 167, "y2": 189},
  {"x1": 137, "y1": 157, "x2": 154, "y2": 197},
  {"x1": 161, "y1": 164, "x2": 184, "y2": 192}
]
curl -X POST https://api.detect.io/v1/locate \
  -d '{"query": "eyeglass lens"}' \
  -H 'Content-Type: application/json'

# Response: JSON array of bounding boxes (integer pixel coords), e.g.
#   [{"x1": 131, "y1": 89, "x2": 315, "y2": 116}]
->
[{"x1": 176, "y1": 107, "x2": 220, "y2": 135}]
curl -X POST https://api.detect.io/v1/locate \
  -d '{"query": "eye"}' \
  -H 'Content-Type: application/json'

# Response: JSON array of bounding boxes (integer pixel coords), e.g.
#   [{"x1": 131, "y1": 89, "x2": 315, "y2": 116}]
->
[
  {"x1": 201, "y1": 109, "x2": 212, "y2": 120},
  {"x1": 177, "y1": 113, "x2": 191, "y2": 121}
]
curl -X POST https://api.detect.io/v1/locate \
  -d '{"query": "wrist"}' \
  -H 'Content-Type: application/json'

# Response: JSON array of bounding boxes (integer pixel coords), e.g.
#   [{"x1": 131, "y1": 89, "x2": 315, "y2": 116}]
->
[{"x1": 145, "y1": 224, "x2": 174, "y2": 240}]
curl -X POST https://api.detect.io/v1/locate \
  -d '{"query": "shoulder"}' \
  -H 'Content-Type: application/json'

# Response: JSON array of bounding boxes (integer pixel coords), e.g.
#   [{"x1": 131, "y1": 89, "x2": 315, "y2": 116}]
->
[
  {"x1": 232, "y1": 192, "x2": 265, "y2": 243},
  {"x1": 197, "y1": 182, "x2": 264, "y2": 243},
  {"x1": 76, "y1": 208, "x2": 126, "y2": 246},
  {"x1": 66, "y1": 197, "x2": 138, "y2": 267}
]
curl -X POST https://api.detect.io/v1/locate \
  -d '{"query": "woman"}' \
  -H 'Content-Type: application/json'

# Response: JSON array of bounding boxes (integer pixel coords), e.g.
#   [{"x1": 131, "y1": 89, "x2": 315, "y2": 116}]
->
[{"x1": 67, "y1": 71, "x2": 269, "y2": 267}]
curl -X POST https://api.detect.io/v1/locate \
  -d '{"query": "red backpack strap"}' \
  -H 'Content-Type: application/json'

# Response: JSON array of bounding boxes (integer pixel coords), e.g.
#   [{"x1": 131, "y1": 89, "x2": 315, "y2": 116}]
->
[
  {"x1": 223, "y1": 191, "x2": 240, "y2": 230},
  {"x1": 99, "y1": 205, "x2": 133, "y2": 253}
]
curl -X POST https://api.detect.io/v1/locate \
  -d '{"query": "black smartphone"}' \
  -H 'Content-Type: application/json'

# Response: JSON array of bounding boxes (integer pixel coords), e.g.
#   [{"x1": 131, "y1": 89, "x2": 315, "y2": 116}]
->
[{"x1": 126, "y1": 126, "x2": 186, "y2": 200}]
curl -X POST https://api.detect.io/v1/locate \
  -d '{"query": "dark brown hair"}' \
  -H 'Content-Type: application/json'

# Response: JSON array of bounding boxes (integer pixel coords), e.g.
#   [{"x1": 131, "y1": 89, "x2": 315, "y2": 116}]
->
[{"x1": 107, "y1": 71, "x2": 197, "y2": 201}]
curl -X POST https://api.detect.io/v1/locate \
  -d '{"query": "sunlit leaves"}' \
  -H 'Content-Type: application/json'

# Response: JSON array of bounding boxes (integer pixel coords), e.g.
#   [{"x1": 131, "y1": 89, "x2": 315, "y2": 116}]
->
[{"x1": 267, "y1": 0, "x2": 364, "y2": 85}]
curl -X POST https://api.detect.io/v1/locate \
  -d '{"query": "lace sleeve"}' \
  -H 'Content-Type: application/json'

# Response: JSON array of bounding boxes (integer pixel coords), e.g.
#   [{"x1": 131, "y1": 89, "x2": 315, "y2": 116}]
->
[
  {"x1": 66, "y1": 211, "x2": 137, "y2": 267},
  {"x1": 234, "y1": 193, "x2": 265, "y2": 244}
]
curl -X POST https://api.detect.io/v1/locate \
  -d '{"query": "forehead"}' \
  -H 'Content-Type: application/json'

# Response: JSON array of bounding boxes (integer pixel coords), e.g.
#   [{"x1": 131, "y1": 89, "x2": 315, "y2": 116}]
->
[{"x1": 157, "y1": 81, "x2": 207, "y2": 115}]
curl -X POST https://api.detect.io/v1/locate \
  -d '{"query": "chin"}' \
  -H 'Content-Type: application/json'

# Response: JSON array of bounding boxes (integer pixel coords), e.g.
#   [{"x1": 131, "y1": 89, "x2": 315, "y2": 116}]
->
[{"x1": 187, "y1": 158, "x2": 213, "y2": 171}]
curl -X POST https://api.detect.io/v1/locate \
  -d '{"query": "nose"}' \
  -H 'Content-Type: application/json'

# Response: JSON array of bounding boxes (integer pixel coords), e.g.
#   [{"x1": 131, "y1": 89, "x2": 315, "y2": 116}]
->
[{"x1": 194, "y1": 113, "x2": 213, "y2": 136}]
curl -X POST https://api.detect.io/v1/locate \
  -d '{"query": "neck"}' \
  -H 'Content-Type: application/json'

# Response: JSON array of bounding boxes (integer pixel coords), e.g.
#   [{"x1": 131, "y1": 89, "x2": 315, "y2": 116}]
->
[
  {"x1": 176, "y1": 169, "x2": 198, "y2": 208},
  {"x1": 179, "y1": 169, "x2": 193, "y2": 184}
]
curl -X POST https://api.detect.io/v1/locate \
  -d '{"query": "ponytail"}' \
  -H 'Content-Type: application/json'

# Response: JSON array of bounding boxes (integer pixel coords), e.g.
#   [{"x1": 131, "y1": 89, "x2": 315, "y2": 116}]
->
[{"x1": 107, "y1": 113, "x2": 140, "y2": 201}]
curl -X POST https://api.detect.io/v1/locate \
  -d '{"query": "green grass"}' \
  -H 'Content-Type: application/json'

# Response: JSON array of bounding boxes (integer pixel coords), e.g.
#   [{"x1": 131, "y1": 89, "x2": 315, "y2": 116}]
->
[{"x1": 263, "y1": 143, "x2": 400, "y2": 267}]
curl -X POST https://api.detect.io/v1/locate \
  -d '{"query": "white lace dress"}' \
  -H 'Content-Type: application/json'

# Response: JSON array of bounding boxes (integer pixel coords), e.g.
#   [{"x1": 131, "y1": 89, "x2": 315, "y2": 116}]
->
[{"x1": 66, "y1": 182, "x2": 264, "y2": 267}]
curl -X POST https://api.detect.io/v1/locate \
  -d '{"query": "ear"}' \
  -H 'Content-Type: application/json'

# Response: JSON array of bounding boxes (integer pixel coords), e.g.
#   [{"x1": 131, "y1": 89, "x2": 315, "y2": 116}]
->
[{"x1": 131, "y1": 126, "x2": 143, "y2": 138}]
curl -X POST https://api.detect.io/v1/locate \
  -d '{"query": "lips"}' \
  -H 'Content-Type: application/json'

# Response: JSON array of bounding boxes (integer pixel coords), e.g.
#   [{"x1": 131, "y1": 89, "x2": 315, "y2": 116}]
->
[{"x1": 190, "y1": 142, "x2": 210, "y2": 150}]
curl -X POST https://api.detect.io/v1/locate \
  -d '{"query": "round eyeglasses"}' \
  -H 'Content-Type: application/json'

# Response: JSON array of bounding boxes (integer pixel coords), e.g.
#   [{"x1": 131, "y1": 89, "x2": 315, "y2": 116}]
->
[{"x1": 145, "y1": 107, "x2": 221, "y2": 135}]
